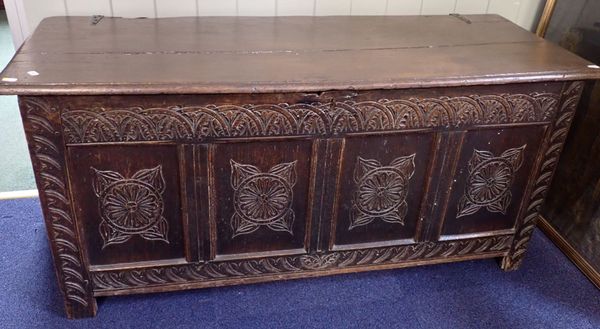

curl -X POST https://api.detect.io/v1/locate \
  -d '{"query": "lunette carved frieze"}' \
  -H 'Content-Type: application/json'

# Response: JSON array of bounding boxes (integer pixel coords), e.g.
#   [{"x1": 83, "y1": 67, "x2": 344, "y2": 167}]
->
[
  {"x1": 502, "y1": 81, "x2": 585, "y2": 270},
  {"x1": 350, "y1": 155, "x2": 416, "y2": 229},
  {"x1": 92, "y1": 166, "x2": 170, "y2": 248},
  {"x1": 92, "y1": 235, "x2": 513, "y2": 291},
  {"x1": 20, "y1": 98, "x2": 93, "y2": 309},
  {"x1": 457, "y1": 145, "x2": 526, "y2": 218},
  {"x1": 61, "y1": 92, "x2": 560, "y2": 143},
  {"x1": 230, "y1": 160, "x2": 297, "y2": 237}
]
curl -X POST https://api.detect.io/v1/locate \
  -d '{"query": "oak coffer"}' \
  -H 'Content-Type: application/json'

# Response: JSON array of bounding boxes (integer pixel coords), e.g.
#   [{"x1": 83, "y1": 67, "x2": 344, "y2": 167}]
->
[{"x1": 1, "y1": 15, "x2": 599, "y2": 318}]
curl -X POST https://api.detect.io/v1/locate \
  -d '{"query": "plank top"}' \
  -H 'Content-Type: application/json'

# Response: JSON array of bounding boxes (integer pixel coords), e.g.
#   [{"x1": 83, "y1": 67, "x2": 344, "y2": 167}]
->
[{"x1": 1, "y1": 15, "x2": 598, "y2": 95}]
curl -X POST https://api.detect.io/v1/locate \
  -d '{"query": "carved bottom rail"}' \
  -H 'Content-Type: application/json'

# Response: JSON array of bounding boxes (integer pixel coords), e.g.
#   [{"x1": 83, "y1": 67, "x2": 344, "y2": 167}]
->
[{"x1": 92, "y1": 235, "x2": 512, "y2": 292}]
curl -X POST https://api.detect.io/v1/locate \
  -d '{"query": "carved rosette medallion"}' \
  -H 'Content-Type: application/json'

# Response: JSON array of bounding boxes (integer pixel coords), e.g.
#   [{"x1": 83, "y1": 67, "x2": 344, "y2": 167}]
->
[
  {"x1": 457, "y1": 145, "x2": 526, "y2": 218},
  {"x1": 230, "y1": 160, "x2": 297, "y2": 237},
  {"x1": 350, "y1": 155, "x2": 416, "y2": 230},
  {"x1": 92, "y1": 166, "x2": 169, "y2": 248}
]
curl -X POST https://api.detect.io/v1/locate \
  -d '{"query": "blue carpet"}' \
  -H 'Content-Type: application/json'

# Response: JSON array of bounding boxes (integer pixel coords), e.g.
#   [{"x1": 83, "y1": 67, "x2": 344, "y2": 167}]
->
[{"x1": 1, "y1": 198, "x2": 599, "y2": 329}]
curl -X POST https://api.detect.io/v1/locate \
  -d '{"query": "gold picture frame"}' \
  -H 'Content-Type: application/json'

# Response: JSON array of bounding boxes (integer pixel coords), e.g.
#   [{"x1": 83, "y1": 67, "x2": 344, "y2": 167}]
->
[{"x1": 536, "y1": 0, "x2": 557, "y2": 37}]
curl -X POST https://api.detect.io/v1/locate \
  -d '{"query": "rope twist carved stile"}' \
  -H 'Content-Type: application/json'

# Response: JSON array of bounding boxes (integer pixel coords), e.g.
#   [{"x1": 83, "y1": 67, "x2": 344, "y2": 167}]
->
[
  {"x1": 502, "y1": 81, "x2": 585, "y2": 270},
  {"x1": 21, "y1": 98, "x2": 92, "y2": 308}
]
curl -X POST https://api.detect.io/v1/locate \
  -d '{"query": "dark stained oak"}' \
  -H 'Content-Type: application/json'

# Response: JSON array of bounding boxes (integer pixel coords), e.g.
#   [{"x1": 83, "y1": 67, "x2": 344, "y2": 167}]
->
[
  {"x1": 0, "y1": 15, "x2": 599, "y2": 95},
  {"x1": 0, "y1": 15, "x2": 598, "y2": 319}
]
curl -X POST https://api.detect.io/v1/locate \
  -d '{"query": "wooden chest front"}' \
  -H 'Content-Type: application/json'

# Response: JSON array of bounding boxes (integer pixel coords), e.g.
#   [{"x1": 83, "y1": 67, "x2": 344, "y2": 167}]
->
[{"x1": 18, "y1": 80, "x2": 582, "y2": 317}]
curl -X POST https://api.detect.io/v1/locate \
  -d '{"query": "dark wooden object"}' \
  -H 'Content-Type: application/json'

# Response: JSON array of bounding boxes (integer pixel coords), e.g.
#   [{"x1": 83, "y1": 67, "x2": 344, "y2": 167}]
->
[{"x1": 0, "y1": 15, "x2": 598, "y2": 319}]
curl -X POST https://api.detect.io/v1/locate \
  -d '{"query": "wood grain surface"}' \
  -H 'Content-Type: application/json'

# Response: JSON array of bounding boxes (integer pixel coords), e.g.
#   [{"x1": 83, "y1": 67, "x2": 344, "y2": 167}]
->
[{"x1": 1, "y1": 15, "x2": 599, "y2": 95}]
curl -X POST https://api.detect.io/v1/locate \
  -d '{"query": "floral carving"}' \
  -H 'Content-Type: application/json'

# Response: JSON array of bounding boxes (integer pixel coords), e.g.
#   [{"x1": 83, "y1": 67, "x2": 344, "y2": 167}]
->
[
  {"x1": 230, "y1": 160, "x2": 297, "y2": 237},
  {"x1": 92, "y1": 166, "x2": 169, "y2": 248},
  {"x1": 91, "y1": 235, "x2": 513, "y2": 291},
  {"x1": 350, "y1": 155, "x2": 416, "y2": 229},
  {"x1": 300, "y1": 254, "x2": 341, "y2": 270},
  {"x1": 61, "y1": 92, "x2": 560, "y2": 143},
  {"x1": 457, "y1": 145, "x2": 526, "y2": 218}
]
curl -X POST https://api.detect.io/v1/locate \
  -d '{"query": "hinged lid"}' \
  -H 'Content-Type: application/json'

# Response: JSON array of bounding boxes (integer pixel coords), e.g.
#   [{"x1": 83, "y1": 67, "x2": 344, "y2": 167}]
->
[{"x1": 0, "y1": 15, "x2": 599, "y2": 95}]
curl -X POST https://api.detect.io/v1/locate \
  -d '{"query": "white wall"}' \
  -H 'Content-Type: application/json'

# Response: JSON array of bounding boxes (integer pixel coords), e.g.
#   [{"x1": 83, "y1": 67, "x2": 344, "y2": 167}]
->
[{"x1": 7, "y1": 0, "x2": 545, "y2": 49}]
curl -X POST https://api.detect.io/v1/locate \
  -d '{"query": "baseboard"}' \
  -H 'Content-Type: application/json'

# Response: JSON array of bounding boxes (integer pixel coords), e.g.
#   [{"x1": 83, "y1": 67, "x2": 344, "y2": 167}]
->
[
  {"x1": 0, "y1": 189, "x2": 38, "y2": 200},
  {"x1": 538, "y1": 215, "x2": 600, "y2": 290}
]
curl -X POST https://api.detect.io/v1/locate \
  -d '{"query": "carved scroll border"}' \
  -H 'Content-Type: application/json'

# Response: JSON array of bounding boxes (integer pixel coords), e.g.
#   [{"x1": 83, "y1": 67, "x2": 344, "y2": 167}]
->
[
  {"x1": 91, "y1": 235, "x2": 512, "y2": 291},
  {"x1": 501, "y1": 81, "x2": 585, "y2": 270},
  {"x1": 61, "y1": 92, "x2": 560, "y2": 144},
  {"x1": 20, "y1": 97, "x2": 96, "y2": 317}
]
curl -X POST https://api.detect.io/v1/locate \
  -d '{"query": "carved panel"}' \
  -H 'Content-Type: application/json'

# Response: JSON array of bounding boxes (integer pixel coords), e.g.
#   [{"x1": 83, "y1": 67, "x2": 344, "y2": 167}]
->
[
  {"x1": 211, "y1": 140, "x2": 313, "y2": 257},
  {"x1": 331, "y1": 133, "x2": 433, "y2": 249},
  {"x1": 457, "y1": 145, "x2": 526, "y2": 218},
  {"x1": 61, "y1": 92, "x2": 560, "y2": 143},
  {"x1": 92, "y1": 166, "x2": 169, "y2": 248},
  {"x1": 91, "y1": 235, "x2": 513, "y2": 291},
  {"x1": 230, "y1": 160, "x2": 297, "y2": 237},
  {"x1": 441, "y1": 125, "x2": 547, "y2": 237},
  {"x1": 350, "y1": 155, "x2": 416, "y2": 230},
  {"x1": 67, "y1": 144, "x2": 186, "y2": 266},
  {"x1": 19, "y1": 98, "x2": 94, "y2": 313}
]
